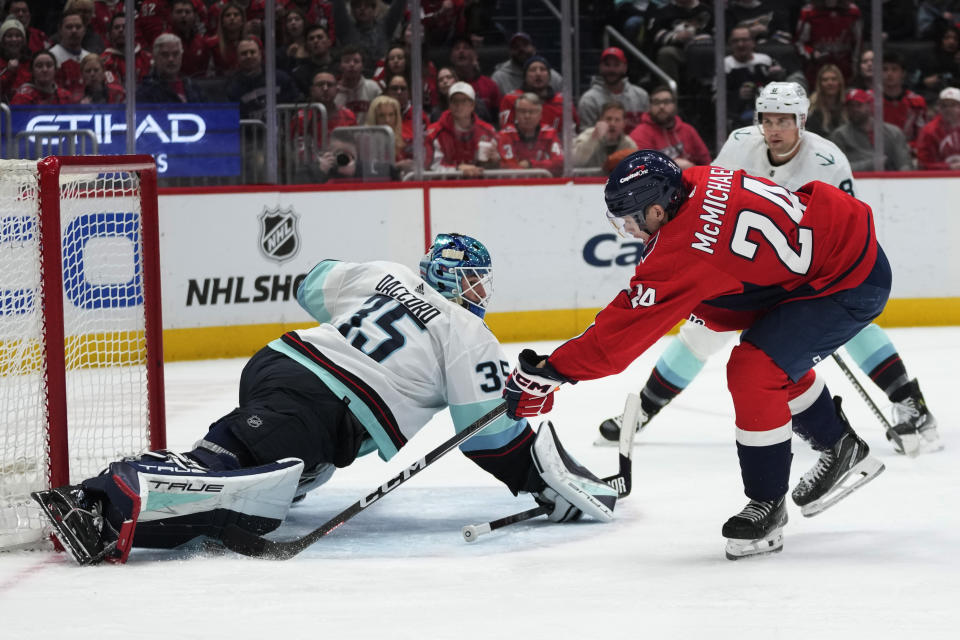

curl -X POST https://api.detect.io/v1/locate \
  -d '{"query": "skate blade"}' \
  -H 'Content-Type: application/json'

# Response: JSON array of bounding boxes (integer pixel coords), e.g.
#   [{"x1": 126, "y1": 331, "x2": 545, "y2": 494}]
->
[
  {"x1": 725, "y1": 527, "x2": 785, "y2": 560},
  {"x1": 800, "y1": 456, "x2": 885, "y2": 518}
]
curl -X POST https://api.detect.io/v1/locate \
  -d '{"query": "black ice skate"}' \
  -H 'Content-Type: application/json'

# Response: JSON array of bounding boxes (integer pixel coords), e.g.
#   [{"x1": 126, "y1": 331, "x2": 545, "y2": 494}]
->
[
  {"x1": 792, "y1": 399, "x2": 885, "y2": 517},
  {"x1": 596, "y1": 405, "x2": 653, "y2": 445},
  {"x1": 31, "y1": 486, "x2": 118, "y2": 565},
  {"x1": 888, "y1": 379, "x2": 941, "y2": 456},
  {"x1": 722, "y1": 496, "x2": 788, "y2": 560}
]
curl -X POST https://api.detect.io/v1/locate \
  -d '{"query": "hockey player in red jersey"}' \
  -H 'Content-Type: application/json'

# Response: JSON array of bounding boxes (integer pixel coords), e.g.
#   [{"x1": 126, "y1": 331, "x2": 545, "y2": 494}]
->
[{"x1": 503, "y1": 149, "x2": 889, "y2": 559}]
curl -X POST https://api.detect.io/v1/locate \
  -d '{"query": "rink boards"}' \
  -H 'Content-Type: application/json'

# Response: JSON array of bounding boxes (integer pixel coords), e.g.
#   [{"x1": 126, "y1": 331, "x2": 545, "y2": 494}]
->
[{"x1": 154, "y1": 175, "x2": 960, "y2": 360}]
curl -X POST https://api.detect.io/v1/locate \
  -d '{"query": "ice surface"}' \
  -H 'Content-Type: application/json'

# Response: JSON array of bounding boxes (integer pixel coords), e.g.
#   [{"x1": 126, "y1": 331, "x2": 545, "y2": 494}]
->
[{"x1": 2, "y1": 328, "x2": 957, "y2": 639}]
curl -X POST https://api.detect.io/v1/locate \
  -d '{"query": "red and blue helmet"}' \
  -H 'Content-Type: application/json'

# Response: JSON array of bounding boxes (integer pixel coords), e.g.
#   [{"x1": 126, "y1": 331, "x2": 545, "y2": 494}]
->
[{"x1": 604, "y1": 150, "x2": 684, "y2": 232}]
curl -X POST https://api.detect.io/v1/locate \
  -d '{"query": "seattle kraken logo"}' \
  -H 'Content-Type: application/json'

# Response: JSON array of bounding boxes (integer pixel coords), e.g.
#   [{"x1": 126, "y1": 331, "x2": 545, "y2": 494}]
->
[{"x1": 258, "y1": 207, "x2": 300, "y2": 264}]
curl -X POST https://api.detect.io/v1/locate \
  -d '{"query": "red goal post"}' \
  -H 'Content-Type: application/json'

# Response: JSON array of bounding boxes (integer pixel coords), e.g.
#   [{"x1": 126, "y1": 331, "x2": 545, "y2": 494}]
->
[{"x1": 0, "y1": 155, "x2": 166, "y2": 550}]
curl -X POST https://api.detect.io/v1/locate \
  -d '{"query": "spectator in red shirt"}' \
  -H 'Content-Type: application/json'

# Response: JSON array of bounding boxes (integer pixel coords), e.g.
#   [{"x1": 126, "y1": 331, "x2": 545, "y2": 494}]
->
[
  {"x1": 628, "y1": 85, "x2": 712, "y2": 168},
  {"x1": 497, "y1": 92, "x2": 564, "y2": 176},
  {"x1": 5, "y1": 1, "x2": 49, "y2": 55},
  {"x1": 0, "y1": 17, "x2": 32, "y2": 102},
  {"x1": 169, "y1": 0, "x2": 211, "y2": 77},
  {"x1": 420, "y1": 0, "x2": 466, "y2": 47},
  {"x1": 49, "y1": 10, "x2": 92, "y2": 99},
  {"x1": 795, "y1": 0, "x2": 862, "y2": 86},
  {"x1": 499, "y1": 55, "x2": 578, "y2": 132},
  {"x1": 449, "y1": 36, "x2": 500, "y2": 126},
  {"x1": 206, "y1": 2, "x2": 245, "y2": 74},
  {"x1": 306, "y1": 70, "x2": 357, "y2": 139},
  {"x1": 373, "y1": 42, "x2": 406, "y2": 89},
  {"x1": 100, "y1": 13, "x2": 153, "y2": 85},
  {"x1": 130, "y1": 0, "x2": 172, "y2": 49},
  {"x1": 77, "y1": 52, "x2": 125, "y2": 102},
  {"x1": 92, "y1": 1, "x2": 119, "y2": 42},
  {"x1": 916, "y1": 86, "x2": 960, "y2": 170},
  {"x1": 426, "y1": 81, "x2": 499, "y2": 177},
  {"x1": 881, "y1": 51, "x2": 927, "y2": 146},
  {"x1": 10, "y1": 50, "x2": 74, "y2": 104}
]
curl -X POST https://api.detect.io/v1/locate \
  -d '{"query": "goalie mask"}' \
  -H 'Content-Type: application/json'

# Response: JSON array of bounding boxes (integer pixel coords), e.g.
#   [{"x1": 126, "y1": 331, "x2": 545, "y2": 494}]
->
[{"x1": 419, "y1": 233, "x2": 493, "y2": 318}]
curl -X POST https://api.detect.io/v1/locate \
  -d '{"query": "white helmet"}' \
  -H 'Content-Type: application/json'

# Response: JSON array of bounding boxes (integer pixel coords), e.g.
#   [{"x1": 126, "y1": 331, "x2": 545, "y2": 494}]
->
[{"x1": 754, "y1": 81, "x2": 809, "y2": 136}]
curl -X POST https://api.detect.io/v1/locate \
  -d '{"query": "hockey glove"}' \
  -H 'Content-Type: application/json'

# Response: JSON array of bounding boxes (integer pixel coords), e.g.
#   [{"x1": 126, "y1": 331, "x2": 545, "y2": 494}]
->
[{"x1": 503, "y1": 349, "x2": 571, "y2": 419}]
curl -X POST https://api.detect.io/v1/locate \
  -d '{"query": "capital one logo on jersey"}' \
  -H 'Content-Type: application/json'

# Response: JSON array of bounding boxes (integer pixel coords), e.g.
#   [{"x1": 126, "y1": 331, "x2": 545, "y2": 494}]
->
[{"x1": 258, "y1": 207, "x2": 301, "y2": 264}]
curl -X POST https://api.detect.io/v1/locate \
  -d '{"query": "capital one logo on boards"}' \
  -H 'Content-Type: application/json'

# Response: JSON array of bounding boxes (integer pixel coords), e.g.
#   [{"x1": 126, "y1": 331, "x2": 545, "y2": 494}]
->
[{"x1": 258, "y1": 207, "x2": 301, "y2": 264}]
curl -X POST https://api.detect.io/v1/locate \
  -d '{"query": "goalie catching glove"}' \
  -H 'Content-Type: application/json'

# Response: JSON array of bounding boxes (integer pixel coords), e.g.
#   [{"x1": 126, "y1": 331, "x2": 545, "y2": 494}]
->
[
  {"x1": 503, "y1": 349, "x2": 572, "y2": 419},
  {"x1": 529, "y1": 421, "x2": 617, "y2": 522}
]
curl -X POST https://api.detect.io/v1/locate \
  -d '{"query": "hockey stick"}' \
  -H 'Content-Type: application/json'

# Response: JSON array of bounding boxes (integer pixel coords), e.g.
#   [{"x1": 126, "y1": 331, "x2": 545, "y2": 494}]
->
[
  {"x1": 601, "y1": 392, "x2": 640, "y2": 498},
  {"x1": 830, "y1": 353, "x2": 906, "y2": 452},
  {"x1": 461, "y1": 505, "x2": 550, "y2": 542},
  {"x1": 219, "y1": 403, "x2": 507, "y2": 560}
]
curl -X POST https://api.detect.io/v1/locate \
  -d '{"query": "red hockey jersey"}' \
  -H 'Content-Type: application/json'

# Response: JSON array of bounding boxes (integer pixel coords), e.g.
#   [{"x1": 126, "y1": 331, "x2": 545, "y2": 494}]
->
[
  {"x1": 549, "y1": 166, "x2": 879, "y2": 380},
  {"x1": 499, "y1": 89, "x2": 579, "y2": 131},
  {"x1": 497, "y1": 124, "x2": 564, "y2": 176}
]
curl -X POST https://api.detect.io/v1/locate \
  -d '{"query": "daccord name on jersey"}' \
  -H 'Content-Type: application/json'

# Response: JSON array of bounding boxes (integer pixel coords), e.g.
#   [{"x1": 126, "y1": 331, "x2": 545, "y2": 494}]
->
[{"x1": 375, "y1": 274, "x2": 442, "y2": 324}]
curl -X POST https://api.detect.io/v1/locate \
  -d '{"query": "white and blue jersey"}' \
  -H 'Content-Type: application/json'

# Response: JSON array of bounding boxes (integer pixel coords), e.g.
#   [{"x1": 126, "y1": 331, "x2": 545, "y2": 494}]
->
[
  {"x1": 269, "y1": 259, "x2": 534, "y2": 490},
  {"x1": 714, "y1": 126, "x2": 856, "y2": 195}
]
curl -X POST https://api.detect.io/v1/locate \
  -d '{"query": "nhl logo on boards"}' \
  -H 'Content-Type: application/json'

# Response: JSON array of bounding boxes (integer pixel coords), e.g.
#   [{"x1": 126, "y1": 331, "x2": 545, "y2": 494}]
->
[{"x1": 258, "y1": 207, "x2": 301, "y2": 264}]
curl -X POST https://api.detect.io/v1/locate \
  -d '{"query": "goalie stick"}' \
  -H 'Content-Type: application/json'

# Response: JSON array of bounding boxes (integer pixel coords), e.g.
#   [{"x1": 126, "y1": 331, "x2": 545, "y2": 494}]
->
[
  {"x1": 462, "y1": 393, "x2": 640, "y2": 542},
  {"x1": 218, "y1": 403, "x2": 507, "y2": 560},
  {"x1": 601, "y1": 392, "x2": 640, "y2": 498},
  {"x1": 831, "y1": 353, "x2": 909, "y2": 455}
]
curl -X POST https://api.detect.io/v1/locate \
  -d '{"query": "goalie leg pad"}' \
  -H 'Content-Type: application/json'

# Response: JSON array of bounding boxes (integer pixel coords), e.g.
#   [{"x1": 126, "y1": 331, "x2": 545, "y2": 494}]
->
[
  {"x1": 531, "y1": 422, "x2": 617, "y2": 522},
  {"x1": 82, "y1": 452, "x2": 304, "y2": 553}
]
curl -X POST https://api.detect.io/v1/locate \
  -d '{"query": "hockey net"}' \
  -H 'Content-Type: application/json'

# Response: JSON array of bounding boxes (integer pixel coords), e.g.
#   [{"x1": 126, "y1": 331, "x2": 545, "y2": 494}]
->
[{"x1": 0, "y1": 156, "x2": 165, "y2": 550}]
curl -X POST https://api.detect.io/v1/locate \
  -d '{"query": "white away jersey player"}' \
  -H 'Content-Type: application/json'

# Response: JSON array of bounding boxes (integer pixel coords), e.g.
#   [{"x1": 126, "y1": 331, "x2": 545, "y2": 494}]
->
[
  {"x1": 269, "y1": 260, "x2": 525, "y2": 461},
  {"x1": 714, "y1": 126, "x2": 856, "y2": 195}
]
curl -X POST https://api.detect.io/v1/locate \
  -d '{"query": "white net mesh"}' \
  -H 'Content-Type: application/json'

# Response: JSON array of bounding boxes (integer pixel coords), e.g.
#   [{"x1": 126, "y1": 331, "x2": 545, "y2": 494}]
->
[
  {"x1": 0, "y1": 161, "x2": 47, "y2": 548},
  {"x1": 0, "y1": 160, "x2": 156, "y2": 549}
]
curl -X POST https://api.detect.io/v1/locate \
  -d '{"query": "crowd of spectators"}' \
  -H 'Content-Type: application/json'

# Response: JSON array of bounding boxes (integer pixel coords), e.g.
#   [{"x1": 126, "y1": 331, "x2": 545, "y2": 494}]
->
[{"x1": 3, "y1": 0, "x2": 960, "y2": 180}]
